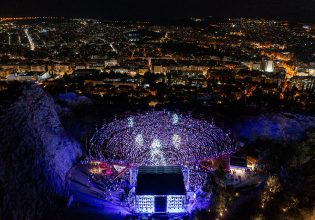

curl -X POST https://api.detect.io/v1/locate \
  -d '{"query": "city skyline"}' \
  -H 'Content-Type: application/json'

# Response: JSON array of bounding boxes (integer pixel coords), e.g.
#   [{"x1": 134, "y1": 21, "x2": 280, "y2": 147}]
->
[{"x1": 0, "y1": 1, "x2": 314, "y2": 219}]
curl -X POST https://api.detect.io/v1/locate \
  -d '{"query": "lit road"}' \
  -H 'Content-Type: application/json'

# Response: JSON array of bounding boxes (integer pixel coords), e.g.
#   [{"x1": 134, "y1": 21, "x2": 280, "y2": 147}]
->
[
  {"x1": 97, "y1": 37, "x2": 118, "y2": 54},
  {"x1": 18, "y1": 34, "x2": 21, "y2": 45},
  {"x1": 24, "y1": 29, "x2": 35, "y2": 51},
  {"x1": 109, "y1": 42, "x2": 118, "y2": 54}
]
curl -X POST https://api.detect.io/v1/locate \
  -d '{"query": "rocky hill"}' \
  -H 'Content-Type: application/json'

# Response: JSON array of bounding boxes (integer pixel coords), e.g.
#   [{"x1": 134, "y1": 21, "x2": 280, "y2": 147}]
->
[
  {"x1": 232, "y1": 112, "x2": 315, "y2": 142},
  {"x1": 0, "y1": 83, "x2": 82, "y2": 219}
]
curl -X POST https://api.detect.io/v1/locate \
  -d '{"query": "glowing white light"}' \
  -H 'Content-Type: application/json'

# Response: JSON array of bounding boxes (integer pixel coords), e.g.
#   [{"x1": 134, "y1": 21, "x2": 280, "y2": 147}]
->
[
  {"x1": 172, "y1": 113, "x2": 179, "y2": 125},
  {"x1": 136, "y1": 195, "x2": 154, "y2": 213},
  {"x1": 135, "y1": 134, "x2": 143, "y2": 147},
  {"x1": 151, "y1": 138, "x2": 161, "y2": 151},
  {"x1": 167, "y1": 195, "x2": 186, "y2": 213},
  {"x1": 172, "y1": 134, "x2": 181, "y2": 148},
  {"x1": 128, "y1": 117, "x2": 134, "y2": 128},
  {"x1": 264, "y1": 60, "x2": 274, "y2": 73},
  {"x1": 150, "y1": 138, "x2": 165, "y2": 165}
]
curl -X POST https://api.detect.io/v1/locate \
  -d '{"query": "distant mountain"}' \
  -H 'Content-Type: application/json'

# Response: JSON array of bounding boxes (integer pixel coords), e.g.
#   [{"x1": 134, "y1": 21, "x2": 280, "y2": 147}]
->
[{"x1": 0, "y1": 83, "x2": 82, "y2": 219}]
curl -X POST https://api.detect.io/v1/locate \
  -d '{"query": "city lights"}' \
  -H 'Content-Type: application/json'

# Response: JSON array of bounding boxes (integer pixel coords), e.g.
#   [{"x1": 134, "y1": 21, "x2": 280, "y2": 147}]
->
[{"x1": 0, "y1": 11, "x2": 314, "y2": 220}]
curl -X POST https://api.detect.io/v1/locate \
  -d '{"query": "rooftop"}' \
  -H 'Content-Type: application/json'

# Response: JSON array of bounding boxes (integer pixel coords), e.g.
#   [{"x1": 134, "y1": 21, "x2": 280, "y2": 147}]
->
[{"x1": 135, "y1": 166, "x2": 186, "y2": 196}]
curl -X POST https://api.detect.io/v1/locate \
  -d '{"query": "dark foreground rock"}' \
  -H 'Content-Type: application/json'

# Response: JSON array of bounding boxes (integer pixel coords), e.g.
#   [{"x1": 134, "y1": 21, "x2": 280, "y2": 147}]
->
[{"x1": 0, "y1": 83, "x2": 82, "y2": 220}]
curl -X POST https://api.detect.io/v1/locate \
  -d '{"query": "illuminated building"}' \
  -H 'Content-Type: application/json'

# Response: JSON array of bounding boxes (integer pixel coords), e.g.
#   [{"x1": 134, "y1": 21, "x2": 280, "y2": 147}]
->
[
  {"x1": 263, "y1": 60, "x2": 274, "y2": 73},
  {"x1": 30, "y1": 65, "x2": 46, "y2": 72},
  {"x1": 289, "y1": 76, "x2": 315, "y2": 91},
  {"x1": 37, "y1": 72, "x2": 51, "y2": 81},
  {"x1": 153, "y1": 65, "x2": 163, "y2": 74},
  {"x1": 252, "y1": 62, "x2": 262, "y2": 71}
]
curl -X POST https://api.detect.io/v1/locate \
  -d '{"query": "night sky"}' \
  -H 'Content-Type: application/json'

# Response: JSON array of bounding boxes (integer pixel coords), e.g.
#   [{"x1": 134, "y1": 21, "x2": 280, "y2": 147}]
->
[{"x1": 1, "y1": 0, "x2": 314, "y2": 22}]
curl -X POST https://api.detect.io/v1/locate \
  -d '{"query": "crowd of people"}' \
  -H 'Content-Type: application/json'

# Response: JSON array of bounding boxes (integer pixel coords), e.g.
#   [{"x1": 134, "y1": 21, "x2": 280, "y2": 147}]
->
[
  {"x1": 187, "y1": 169, "x2": 209, "y2": 192},
  {"x1": 89, "y1": 111, "x2": 237, "y2": 167},
  {"x1": 87, "y1": 163, "x2": 130, "y2": 201}
]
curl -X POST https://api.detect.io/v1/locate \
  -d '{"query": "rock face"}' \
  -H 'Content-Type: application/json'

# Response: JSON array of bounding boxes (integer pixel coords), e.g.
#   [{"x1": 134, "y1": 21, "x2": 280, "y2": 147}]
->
[
  {"x1": 56, "y1": 92, "x2": 93, "y2": 107},
  {"x1": 0, "y1": 83, "x2": 82, "y2": 219},
  {"x1": 233, "y1": 112, "x2": 315, "y2": 142}
]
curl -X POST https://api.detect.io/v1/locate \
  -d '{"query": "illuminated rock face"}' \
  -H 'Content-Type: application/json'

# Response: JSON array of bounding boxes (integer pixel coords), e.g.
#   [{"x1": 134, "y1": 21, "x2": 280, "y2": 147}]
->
[
  {"x1": 0, "y1": 83, "x2": 82, "y2": 220},
  {"x1": 233, "y1": 113, "x2": 315, "y2": 142}
]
